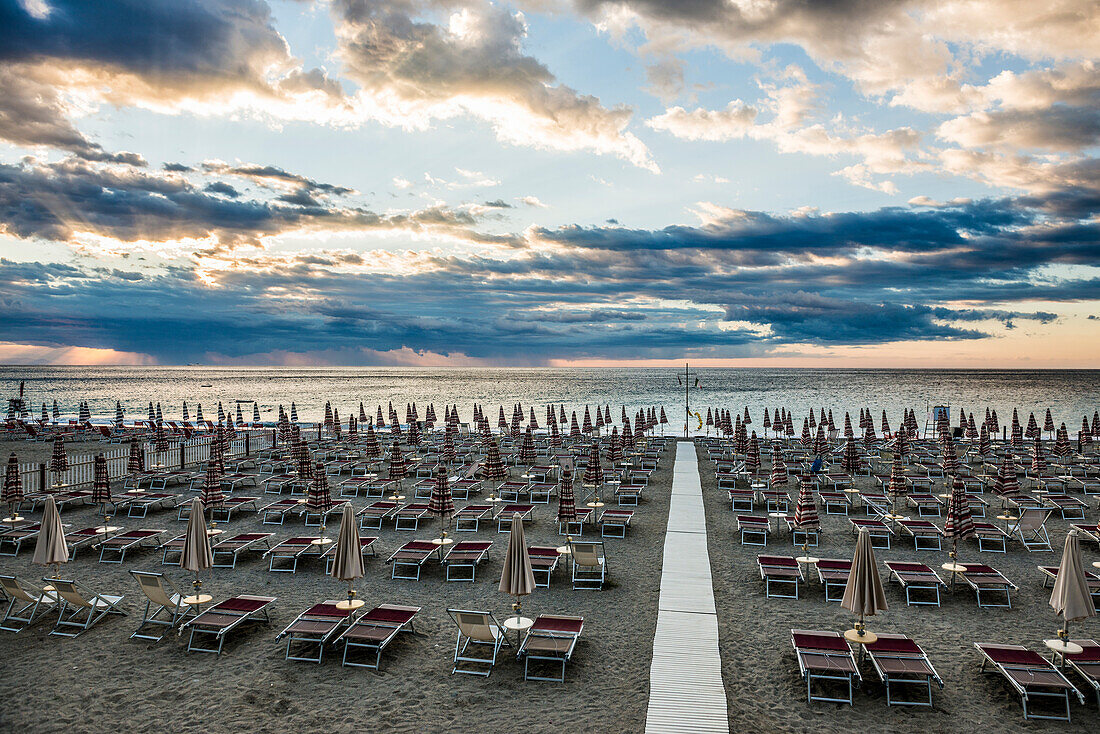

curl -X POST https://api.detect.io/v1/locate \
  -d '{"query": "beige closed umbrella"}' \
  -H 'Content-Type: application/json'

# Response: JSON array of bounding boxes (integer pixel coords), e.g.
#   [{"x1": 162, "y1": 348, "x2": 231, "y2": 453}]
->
[
  {"x1": 498, "y1": 513, "x2": 535, "y2": 621},
  {"x1": 180, "y1": 498, "x2": 213, "y2": 603},
  {"x1": 331, "y1": 503, "x2": 365, "y2": 610},
  {"x1": 33, "y1": 495, "x2": 69, "y2": 576},
  {"x1": 1049, "y1": 529, "x2": 1096, "y2": 653},
  {"x1": 841, "y1": 528, "x2": 888, "y2": 642}
]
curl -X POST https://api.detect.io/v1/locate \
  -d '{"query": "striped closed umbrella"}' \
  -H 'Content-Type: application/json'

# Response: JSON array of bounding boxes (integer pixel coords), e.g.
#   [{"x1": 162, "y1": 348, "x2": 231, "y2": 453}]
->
[
  {"x1": 347, "y1": 416, "x2": 358, "y2": 442},
  {"x1": 584, "y1": 441, "x2": 603, "y2": 487},
  {"x1": 1031, "y1": 436, "x2": 1046, "y2": 478},
  {"x1": 943, "y1": 475, "x2": 974, "y2": 568},
  {"x1": 607, "y1": 427, "x2": 622, "y2": 463},
  {"x1": 253, "y1": 402, "x2": 261, "y2": 424},
  {"x1": 359, "y1": 402, "x2": 368, "y2": 423},
  {"x1": 114, "y1": 401, "x2": 124, "y2": 427},
  {"x1": 182, "y1": 401, "x2": 189, "y2": 422},
  {"x1": 549, "y1": 420, "x2": 561, "y2": 448},
  {"x1": 217, "y1": 402, "x2": 225, "y2": 423},
  {"x1": 323, "y1": 402, "x2": 333, "y2": 430},
  {"x1": 307, "y1": 462, "x2": 332, "y2": 516},
  {"x1": 887, "y1": 453, "x2": 906, "y2": 511},
  {"x1": 482, "y1": 440, "x2": 507, "y2": 496},
  {"x1": 51, "y1": 400, "x2": 59, "y2": 421},
  {"x1": 294, "y1": 438, "x2": 312, "y2": 481},
  {"x1": 442, "y1": 426, "x2": 456, "y2": 465},
  {"x1": 91, "y1": 454, "x2": 111, "y2": 506},
  {"x1": 363, "y1": 424, "x2": 381, "y2": 459},
  {"x1": 290, "y1": 403, "x2": 298, "y2": 423},
  {"x1": 994, "y1": 452, "x2": 1019, "y2": 497},
  {"x1": 747, "y1": 432, "x2": 761, "y2": 475},
  {"x1": 148, "y1": 402, "x2": 155, "y2": 423},
  {"x1": 39, "y1": 403, "x2": 47, "y2": 422},
  {"x1": 156, "y1": 403, "x2": 163, "y2": 423},
  {"x1": 940, "y1": 433, "x2": 959, "y2": 474},
  {"x1": 622, "y1": 417, "x2": 634, "y2": 450},
  {"x1": 518, "y1": 427, "x2": 536, "y2": 465},
  {"x1": 154, "y1": 420, "x2": 169, "y2": 454},
  {"x1": 50, "y1": 435, "x2": 69, "y2": 488},
  {"x1": 406, "y1": 417, "x2": 421, "y2": 446},
  {"x1": 127, "y1": 437, "x2": 144, "y2": 474},
  {"x1": 569, "y1": 412, "x2": 581, "y2": 439},
  {"x1": 388, "y1": 441, "x2": 408, "y2": 481},
  {"x1": 375, "y1": 405, "x2": 385, "y2": 428},
  {"x1": 557, "y1": 468, "x2": 577, "y2": 525},
  {"x1": 429, "y1": 465, "x2": 455, "y2": 537},
  {"x1": 332, "y1": 408, "x2": 342, "y2": 440},
  {"x1": 770, "y1": 444, "x2": 788, "y2": 486},
  {"x1": 196, "y1": 403, "x2": 204, "y2": 422},
  {"x1": 841, "y1": 439, "x2": 861, "y2": 476},
  {"x1": 794, "y1": 474, "x2": 819, "y2": 530},
  {"x1": 201, "y1": 441, "x2": 225, "y2": 509},
  {"x1": 3, "y1": 452, "x2": 23, "y2": 518}
]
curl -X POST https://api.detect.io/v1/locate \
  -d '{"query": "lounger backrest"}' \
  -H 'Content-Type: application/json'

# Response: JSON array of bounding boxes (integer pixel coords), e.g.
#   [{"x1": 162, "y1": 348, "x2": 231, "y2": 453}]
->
[
  {"x1": 47, "y1": 579, "x2": 91, "y2": 608},
  {"x1": 571, "y1": 542, "x2": 603, "y2": 567},
  {"x1": 1019, "y1": 508, "x2": 1052, "y2": 530},
  {"x1": 0, "y1": 575, "x2": 35, "y2": 603},
  {"x1": 132, "y1": 571, "x2": 176, "y2": 607},
  {"x1": 454, "y1": 611, "x2": 496, "y2": 642}
]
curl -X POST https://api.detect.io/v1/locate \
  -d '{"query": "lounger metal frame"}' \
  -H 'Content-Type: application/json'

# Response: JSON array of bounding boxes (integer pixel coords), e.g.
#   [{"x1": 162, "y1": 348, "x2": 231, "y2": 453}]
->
[{"x1": 975, "y1": 643, "x2": 1084, "y2": 721}]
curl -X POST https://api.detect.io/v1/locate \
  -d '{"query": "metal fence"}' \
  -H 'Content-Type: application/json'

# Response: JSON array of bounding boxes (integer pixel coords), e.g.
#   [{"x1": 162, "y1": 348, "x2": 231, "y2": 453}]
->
[{"x1": 15, "y1": 430, "x2": 274, "y2": 493}]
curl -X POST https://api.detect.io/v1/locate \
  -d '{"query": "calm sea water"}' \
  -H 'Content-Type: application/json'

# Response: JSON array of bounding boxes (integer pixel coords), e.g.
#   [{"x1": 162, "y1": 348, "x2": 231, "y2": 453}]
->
[{"x1": 3, "y1": 367, "x2": 1098, "y2": 431}]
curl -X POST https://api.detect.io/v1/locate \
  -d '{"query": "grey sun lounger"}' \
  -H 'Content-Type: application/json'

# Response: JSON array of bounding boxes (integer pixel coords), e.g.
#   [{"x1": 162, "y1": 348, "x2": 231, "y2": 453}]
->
[
  {"x1": 261, "y1": 498, "x2": 304, "y2": 525},
  {"x1": 358, "y1": 500, "x2": 400, "y2": 530},
  {"x1": 864, "y1": 633, "x2": 943, "y2": 707},
  {"x1": 0, "y1": 574, "x2": 57, "y2": 632},
  {"x1": 447, "y1": 608, "x2": 511, "y2": 677},
  {"x1": 884, "y1": 561, "x2": 946, "y2": 606},
  {"x1": 388, "y1": 540, "x2": 438, "y2": 581},
  {"x1": 264, "y1": 536, "x2": 323, "y2": 572},
  {"x1": 975, "y1": 643, "x2": 1084, "y2": 721},
  {"x1": 44, "y1": 577, "x2": 126, "y2": 637},
  {"x1": 441, "y1": 541, "x2": 493, "y2": 582},
  {"x1": 213, "y1": 532, "x2": 275, "y2": 568},
  {"x1": 182, "y1": 594, "x2": 277, "y2": 654},
  {"x1": 958, "y1": 564, "x2": 1018, "y2": 608},
  {"x1": 394, "y1": 503, "x2": 431, "y2": 531},
  {"x1": 791, "y1": 629, "x2": 861, "y2": 705},
  {"x1": 898, "y1": 519, "x2": 944, "y2": 551},
  {"x1": 98, "y1": 528, "x2": 168, "y2": 563},
  {"x1": 276, "y1": 600, "x2": 359, "y2": 663},
  {"x1": 338, "y1": 604, "x2": 421, "y2": 669},
  {"x1": 454, "y1": 503, "x2": 493, "y2": 532},
  {"x1": 970, "y1": 521, "x2": 1010, "y2": 552},
  {"x1": 517, "y1": 614, "x2": 584, "y2": 682}
]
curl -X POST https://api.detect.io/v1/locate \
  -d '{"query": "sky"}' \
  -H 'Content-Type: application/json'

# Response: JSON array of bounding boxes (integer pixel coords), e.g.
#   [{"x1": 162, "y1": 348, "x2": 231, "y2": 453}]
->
[{"x1": 0, "y1": 0, "x2": 1097, "y2": 368}]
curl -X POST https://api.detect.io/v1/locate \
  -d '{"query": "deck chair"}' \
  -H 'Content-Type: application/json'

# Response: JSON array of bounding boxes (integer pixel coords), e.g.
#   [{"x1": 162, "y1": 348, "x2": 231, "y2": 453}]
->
[
  {"x1": 1058, "y1": 640, "x2": 1100, "y2": 708},
  {"x1": 570, "y1": 541, "x2": 606, "y2": 590},
  {"x1": 388, "y1": 540, "x2": 438, "y2": 581},
  {"x1": 815, "y1": 559, "x2": 850, "y2": 602},
  {"x1": 128, "y1": 570, "x2": 191, "y2": 641},
  {"x1": 758, "y1": 555, "x2": 803, "y2": 599},
  {"x1": 441, "y1": 541, "x2": 493, "y2": 582},
  {"x1": 338, "y1": 604, "x2": 421, "y2": 669},
  {"x1": 181, "y1": 594, "x2": 276, "y2": 654},
  {"x1": 791, "y1": 629, "x2": 861, "y2": 705},
  {"x1": 898, "y1": 520, "x2": 943, "y2": 551},
  {"x1": 959, "y1": 564, "x2": 1018, "y2": 608},
  {"x1": 517, "y1": 614, "x2": 583, "y2": 682},
  {"x1": 44, "y1": 578, "x2": 126, "y2": 637},
  {"x1": 975, "y1": 643, "x2": 1084, "y2": 721},
  {"x1": 0, "y1": 575, "x2": 57, "y2": 632},
  {"x1": 1007, "y1": 508, "x2": 1054, "y2": 552},
  {"x1": 865, "y1": 634, "x2": 943, "y2": 707},
  {"x1": 276, "y1": 601, "x2": 358, "y2": 663},
  {"x1": 884, "y1": 561, "x2": 946, "y2": 607},
  {"x1": 528, "y1": 546, "x2": 561, "y2": 588},
  {"x1": 447, "y1": 608, "x2": 511, "y2": 677}
]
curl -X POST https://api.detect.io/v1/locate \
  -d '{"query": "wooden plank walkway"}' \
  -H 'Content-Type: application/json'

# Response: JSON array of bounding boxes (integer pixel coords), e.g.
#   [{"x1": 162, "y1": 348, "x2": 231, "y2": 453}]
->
[{"x1": 644, "y1": 440, "x2": 729, "y2": 733}]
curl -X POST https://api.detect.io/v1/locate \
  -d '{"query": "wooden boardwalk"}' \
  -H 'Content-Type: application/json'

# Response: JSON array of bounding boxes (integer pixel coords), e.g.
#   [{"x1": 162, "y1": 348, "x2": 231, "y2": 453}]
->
[{"x1": 644, "y1": 440, "x2": 729, "y2": 733}]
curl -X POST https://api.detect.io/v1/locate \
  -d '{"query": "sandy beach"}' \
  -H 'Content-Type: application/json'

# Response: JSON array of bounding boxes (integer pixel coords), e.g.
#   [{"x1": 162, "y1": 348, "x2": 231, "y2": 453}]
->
[{"x1": 0, "y1": 439, "x2": 673, "y2": 734}]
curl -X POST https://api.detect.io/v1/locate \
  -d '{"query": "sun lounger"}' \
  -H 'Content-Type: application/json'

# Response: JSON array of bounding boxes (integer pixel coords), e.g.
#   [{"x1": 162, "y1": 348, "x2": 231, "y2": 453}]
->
[
  {"x1": 728, "y1": 488, "x2": 755, "y2": 512},
  {"x1": 849, "y1": 517, "x2": 892, "y2": 549},
  {"x1": 791, "y1": 629, "x2": 861, "y2": 705},
  {"x1": 614, "y1": 483, "x2": 641, "y2": 506},
  {"x1": 815, "y1": 559, "x2": 851, "y2": 602},
  {"x1": 528, "y1": 546, "x2": 561, "y2": 588},
  {"x1": 178, "y1": 495, "x2": 259, "y2": 523},
  {"x1": 394, "y1": 502, "x2": 431, "y2": 531},
  {"x1": 447, "y1": 608, "x2": 512, "y2": 677},
  {"x1": 182, "y1": 594, "x2": 276, "y2": 654},
  {"x1": 1041, "y1": 493, "x2": 1087, "y2": 520},
  {"x1": 338, "y1": 604, "x2": 421, "y2": 669},
  {"x1": 158, "y1": 533, "x2": 187, "y2": 564},
  {"x1": 1037, "y1": 566, "x2": 1100, "y2": 607},
  {"x1": 517, "y1": 614, "x2": 584, "y2": 682},
  {"x1": 1056, "y1": 639, "x2": 1100, "y2": 707},
  {"x1": 783, "y1": 514, "x2": 820, "y2": 547},
  {"x1": 450, "y1": 478, "x2": 481, "y2": 500},
  {"x1": 884, "y1": 561, "x2": 946, "y2": 606},
  {"x1": 570, "y1": 541, "x2": 606, "y2": 590},
  {"x1": 1007, "y1": 507, "x2": 1054, "y2": 551},
  {"x1": 0, "y1": 522, "x2": 41, "y2": 556},
  {"x1": 975, "y1": 643, "x2": 1084, "y2": 721},
  {"x1": 128, "y1": 570, "x2": 192, "y2": 641},
  {"x1": 898, "y1": 519, "x2": 943, "y2": 551},
  {"x1": 959, "y1": 564, "x2": 1018, "y2": 608},
  {"x1": 357, "y1": 500, "x2": 399, "y2": 530},
  {"x1": 906, "y1": 493, "x2": 943, "y2": 517},
  {"x1": 388, "y1": 540, "x2": 439, "y2": 581},
  {"x1": 323, "y1": 536, "x2": 378, "y2": 574},
  {"x1": 758, "y1": 555, "x2": 802, "y2": 599},
  {"x1": 0, "y1": 575, "x2": 57, "y2": 632},
  {"x1": 529, "y1": 482, "x2": 556, "y2": 504},
  {"x1": 864, "y1": 634, "x2": 943, "y2": 706},
  {"x1": 495, "y1": 504, "x2": 534, "y2": 532},
  {"x1": 971, "y1": 521, "x2": 1010, "y2": 552},
  {"x1": 303, "y1": 500, "x2": 348, "y2": 528},
  {"x1": 119, "y1": 492, "x2": 176, "y2": 518},
  {"x1": 1069, "y1": 524, "x2": 1100, "y2": 548},
  {"x1": 261, "y1": 498, "x2": 304, "y2": 525},
  {"x1": 738, "y1": 515, "x2": 770, "y2": 546},
  {"x1": 265, "y1": 536, "x2": 325, "y2": 572},
  {"x1": 759, "y1": 489, "x2": 789, "y2": 512},
  {"x1": 276, "y1": 601, "x2": 359, "y2": 663},
  {"x1": 817, "y1": 491, "x2": 850, "y2": 515},
  {"x1": 454, "y1": 503, "x2": 493, "y2": 532},
  {"x1": 441, "y1": 541, "x2": 493, "y2": 581},
  {"x1": 44, "y1": 577, "x2": 126, "y2": 637},
  {"x1": 599, "y1": 508, "x2": 633, "y2": 538},
  {"x1": 559, "y1": 507, "x2": 592, "y2": 536},
  {"x1": 98, "y1": 528, "x2": 167, "y2": 563},
  {"x1": 65, "y1": 526, "x2": 115, "y2": 558},
  {"x1": 212, "y1": 532, "x2": 275, "y2": 568}
]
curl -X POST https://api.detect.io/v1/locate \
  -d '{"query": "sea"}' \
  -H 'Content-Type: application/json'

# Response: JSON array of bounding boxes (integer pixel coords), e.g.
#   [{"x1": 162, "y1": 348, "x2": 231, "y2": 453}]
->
[{"x1": 3, "y1": 366, "x2": 1099, "y2": 433}]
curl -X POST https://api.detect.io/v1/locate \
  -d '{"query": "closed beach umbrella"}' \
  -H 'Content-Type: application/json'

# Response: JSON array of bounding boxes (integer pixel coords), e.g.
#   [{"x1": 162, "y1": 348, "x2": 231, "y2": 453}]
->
[
  {"x1": 943, "y1": 475, "x2": 974, "y2": 566},
  {"x1": 80, "y1": 401, "x2": 91, "y2": 423},
  {"x1": 156, "y1": 403, "x2": 163, "y2": 423},
  {"x1": 428, "y1": 465, "x2": 455, "y2": 538},
  {"x1": 49, "y1": 435, "x2": 69, "y2": 488},
  {"x1": 201, "y1": 445, "x2": 225, "y2": 509},
  {"x1": 570, "y1": 412, "x2": 580, "y2": 439},
  {"x1": 290, "y1": 403, "x2": 298, "y2": 423},
  {"x1": 363, "y1": 424, "x2": 381, "y2": 459},
  {"x1": 747, "y1": 432, "x2": 761, "y2": 475},
  {"x1": 181, "y1": 497, "x2": 213, "y2": 596},
  {"x1": 770, "y1": 444, "x2": 788, "y2": 486},
  {"x1": 39, "y1": 403, "x2": 48, "y2": 423},
  {"x1": 332, "y1": 503, "x2": 364, "y2": 604},
  {"x1": 115, "y1": 401, "x2": 124, "y2": 427},
  {"x1": 217, "y1": 402, "x2": 225, "y2": 423},
  {"x1": 498, "y1": 513, "x2": 536, "y2": 617},
  {"x1": 887, "y1": 454, "x2": 906, "y2": 512},
  {"x1": 375, "y1": 405, "x2": 384, "y2": 428},
  {"x1": 307, "y1": 462, "x2": 333, "y2": 533},
  {"x1": 841, "y1": 439, "x2": 861, "y2": 476},
  {"x1": 154, "y1": 420, "x2": 168, "y2": 454},
  {"x1": 33, "y1": 495, "x2": 69, "y2": 572},
  {"x1": 3, "y1": 452, "x2": 23, "y2": 521},
  {"x1": 1049, "y1": 530, "x2": 1096, "y2": 642},
  {"x1": 442, "y1": 426, "x2": 456, "y2": 465},
  {"x1": 52, "y1": 400, "x2": 59, "y2": 421},
  {"x1": 359, "y1": 403, "x2": 368, "y2": 423},
  {"x1": 482, "y1": 440, "x2": 506, "y2": 484},
  {"x1": 182, "y1": 401, "x2": 189, "y2": 422},
  {"x1": 793, "y1": 474, "x2": 819, "y2": 530},
  {"x1": 557, "y1": 469, "x2": 577, "y2": 526},
  {"x1": 841, "y1": 528, "x2": 888, "y2": 639},
  {"x1": 388, "y1": 441, "x2": 408, "y2": 483},
  {"x1": 518, "y1": 427, "x2": 536, "y2": 465},
  {"x1": 147, "y1": 402, "x2": 155, "y2": 423},
  {"x1": 91, "y1": 453, "x2": 111, "y2": 515},
  {"x1": 127, "y1": 437, "x2": 144, "y2": 474},
  {"x1": 195, "y1": 403, "x2": 204, "y2": 423},
  {"x1": 584, "y1": 442, "x2": 603, "y2": 487},
  {"x1": 253, "y1": 402, "x2": 261, "y2": 424}
]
